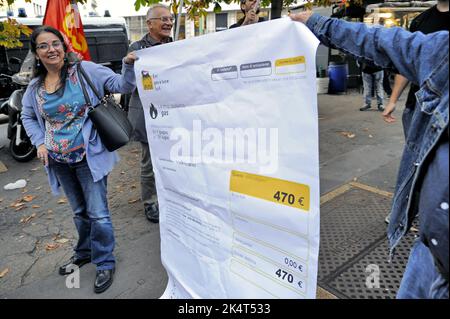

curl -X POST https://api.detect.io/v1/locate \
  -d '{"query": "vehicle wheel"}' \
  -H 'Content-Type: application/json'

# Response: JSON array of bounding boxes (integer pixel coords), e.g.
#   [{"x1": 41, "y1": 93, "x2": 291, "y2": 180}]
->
[{"x1": 9, "y1": 133, "x2": 37, "y2": 162}]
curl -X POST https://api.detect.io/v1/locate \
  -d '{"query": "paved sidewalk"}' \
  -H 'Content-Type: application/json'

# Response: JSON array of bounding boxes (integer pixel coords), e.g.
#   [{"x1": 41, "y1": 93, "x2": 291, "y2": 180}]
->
[{"x1": 0, "y1": 143, "x2": 167, "y2": 298}]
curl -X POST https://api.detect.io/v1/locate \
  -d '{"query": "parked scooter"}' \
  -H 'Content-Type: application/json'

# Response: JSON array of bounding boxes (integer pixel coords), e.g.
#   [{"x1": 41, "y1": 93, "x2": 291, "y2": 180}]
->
[{"x1": 0, "y1": 72, "x2": 36, "y2": 162}]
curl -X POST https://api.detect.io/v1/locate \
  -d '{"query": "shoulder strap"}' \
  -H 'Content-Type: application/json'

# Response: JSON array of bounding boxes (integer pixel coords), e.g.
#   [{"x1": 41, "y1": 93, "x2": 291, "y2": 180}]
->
[
  {"x1": 77, "y1": 63, "x2": 92, "y2": 107},
  {"x1": 77, "y1": 62, "x2": 102, "y2": 103}
]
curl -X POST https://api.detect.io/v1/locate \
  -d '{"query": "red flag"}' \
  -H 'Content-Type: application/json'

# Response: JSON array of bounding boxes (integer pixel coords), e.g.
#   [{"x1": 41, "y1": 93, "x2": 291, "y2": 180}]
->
[{"x1": 43, "y1": 0, "x2": 91, "y2": 61}]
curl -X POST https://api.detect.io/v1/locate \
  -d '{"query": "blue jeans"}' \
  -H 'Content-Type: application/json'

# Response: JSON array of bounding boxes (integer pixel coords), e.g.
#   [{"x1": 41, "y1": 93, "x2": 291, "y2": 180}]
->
[
  {"x1": 362, "y1": 71, "x2": 384, "y2": 106},
  {"x1": 50, "y1": 157, "x2": 115, "y2": 270},
  {"x1": 397, "y1": 240, "x2": 448, "y2": 299}
]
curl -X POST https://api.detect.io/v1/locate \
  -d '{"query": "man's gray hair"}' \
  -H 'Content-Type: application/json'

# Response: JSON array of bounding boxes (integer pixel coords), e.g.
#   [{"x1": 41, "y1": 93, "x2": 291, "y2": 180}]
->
[{"x1": 146, "y1": 4, "x2": 170, "y2": 21}]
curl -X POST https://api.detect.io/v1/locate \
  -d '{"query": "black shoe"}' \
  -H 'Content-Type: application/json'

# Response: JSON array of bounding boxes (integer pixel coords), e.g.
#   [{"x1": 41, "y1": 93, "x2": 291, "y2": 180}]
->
[
  {"x1": 145, "y1": 203, "x2": 159, "y2": 223},
  {"x1": 59, "y1": 256, "x2": 90, "y2": 275},
  {"x1": 360, "y1": 105, "x2": 371, "y2": 111},
  {"x1": 94, "y1": 268, "x2": 115, "y2": 294},
  {"x1": 378, "y1": 104, "x2": 385, "y2": 112}
]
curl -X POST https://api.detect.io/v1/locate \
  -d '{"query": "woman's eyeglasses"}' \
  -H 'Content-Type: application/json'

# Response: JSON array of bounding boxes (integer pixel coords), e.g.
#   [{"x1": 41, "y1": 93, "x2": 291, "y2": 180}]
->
[
  {"x1": 36, "y1": 40, "x2": 63, "y2": 51},
  {"x1": 148, "y1": 16, "x2": 175, "y2": 23}
]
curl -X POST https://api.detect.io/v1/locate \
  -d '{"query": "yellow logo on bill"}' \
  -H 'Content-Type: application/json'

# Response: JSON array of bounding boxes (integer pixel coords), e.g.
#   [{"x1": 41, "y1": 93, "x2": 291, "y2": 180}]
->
[{"x1": 142, "y1": 71, "x2": 154, "y2": 90}]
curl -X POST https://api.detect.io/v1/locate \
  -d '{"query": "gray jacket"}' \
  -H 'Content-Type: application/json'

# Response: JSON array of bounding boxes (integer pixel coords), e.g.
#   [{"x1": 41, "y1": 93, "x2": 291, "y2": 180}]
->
[{"x1": 128, "y1": 34, "x2": 172, "y2": 142}]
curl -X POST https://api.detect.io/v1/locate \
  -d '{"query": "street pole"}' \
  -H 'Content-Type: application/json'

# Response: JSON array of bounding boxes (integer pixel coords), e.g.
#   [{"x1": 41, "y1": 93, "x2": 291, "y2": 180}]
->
[{"x1": 175, "y1": 0, "x2": 184, "y2": 41}]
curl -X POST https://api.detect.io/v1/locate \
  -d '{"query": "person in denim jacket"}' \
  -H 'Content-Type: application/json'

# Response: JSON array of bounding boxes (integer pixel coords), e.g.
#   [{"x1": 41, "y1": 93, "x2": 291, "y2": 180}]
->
[
  {"x1": 22, "y1": 26, "x2": 137, "y2": 294},
  {"x1": 290, "y1": 11, "x2": 448, "y2": 298}
]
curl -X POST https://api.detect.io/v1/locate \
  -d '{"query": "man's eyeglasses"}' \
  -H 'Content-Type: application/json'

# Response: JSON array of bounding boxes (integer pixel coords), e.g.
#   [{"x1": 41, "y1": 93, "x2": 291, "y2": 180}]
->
[
  {"x1": 148, "y1": 16, "x2": 175, "y2": 23},
  {"x1": 36, "y1": 40, "x2": 63, "y2": 51}
]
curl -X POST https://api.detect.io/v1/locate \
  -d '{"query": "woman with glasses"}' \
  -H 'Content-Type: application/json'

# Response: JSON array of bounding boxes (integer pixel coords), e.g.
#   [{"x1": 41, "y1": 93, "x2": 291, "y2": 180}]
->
[{"x1": 21, "y1": 25, "x2": 137, "y2": 294}]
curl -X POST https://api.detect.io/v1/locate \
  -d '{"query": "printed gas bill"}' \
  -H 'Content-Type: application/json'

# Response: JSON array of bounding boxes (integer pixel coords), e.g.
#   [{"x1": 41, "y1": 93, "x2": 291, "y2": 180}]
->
[{"x1": 135, "y1": 18, "x2": 320, "y2": 298}]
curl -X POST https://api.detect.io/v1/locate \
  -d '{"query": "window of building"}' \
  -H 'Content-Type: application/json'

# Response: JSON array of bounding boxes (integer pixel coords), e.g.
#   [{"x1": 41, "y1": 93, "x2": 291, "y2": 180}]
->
[{"x1": 215, "y1": 13, "x2": 228, "y2": 31}]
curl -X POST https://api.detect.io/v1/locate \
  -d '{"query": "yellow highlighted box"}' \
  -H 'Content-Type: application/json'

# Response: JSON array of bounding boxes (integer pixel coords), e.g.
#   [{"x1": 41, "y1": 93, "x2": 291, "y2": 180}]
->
[
  {"x1": 275, "y1": 56, "x2": 306, "y2": 67},
  {"x1": 275, "y1": 56, "x2": 306, "y2": 75},
  {"x1": 230, "y1": 170, "x2": 310, "y2": 212}
]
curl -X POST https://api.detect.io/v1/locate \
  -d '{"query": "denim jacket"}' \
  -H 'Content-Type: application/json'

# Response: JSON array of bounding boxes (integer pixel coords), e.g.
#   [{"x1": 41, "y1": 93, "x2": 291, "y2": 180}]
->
[
  {"x1": 22, "y1": 60, "x2": 136, "y2": 195},
  {"x1": 305, "y1": 14, "x2": 449, "y2": 256}
]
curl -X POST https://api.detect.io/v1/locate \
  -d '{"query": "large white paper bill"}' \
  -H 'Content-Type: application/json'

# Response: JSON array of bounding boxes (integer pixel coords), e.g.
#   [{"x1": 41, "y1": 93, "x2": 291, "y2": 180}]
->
[{"x1": 135, "y1": 18, "x2": 320, "y2": 298}]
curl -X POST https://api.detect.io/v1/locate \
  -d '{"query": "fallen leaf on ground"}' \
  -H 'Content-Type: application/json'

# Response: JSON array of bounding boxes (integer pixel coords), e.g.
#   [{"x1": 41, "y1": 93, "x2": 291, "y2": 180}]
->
[
  {"x1": 55, "y1": 238, "x2": 69, "y2": 244},
  {"x1": 47, "y1": 210, "x2": 53, "y2": 214},
  {"x1": 20, "y1": 213, "x2": 36, "y2": 223},
  {"x1": 10, "y1": 201, "x2": 25, "y2": 208},
  {"x1": 339, "y1": 131, "x2": 356, "y2": 139},
  {"x1": 21, "y1": 188, "x2": 28, "y2": 193},
  {"x1": 15, "y1": 206, "x2": 27, "y2": 212},
  {"x1": 30, "y1": 167, "x2": 40, "y2": 171},
  {"x1": 120, "y1": 171, "x2": 125, "y2": 175},
  {"x1": 35, "y1": 186, "x2": 42, "y2": 191},
  {"x1": 363, "y1": 128, "x2": 369, "y2": 132},
  {"x1": 45, "y1": 243, "x2": 60, "y2": 251},
  {"x1": 128, "y1": 198, "x2": 139, "y2": 204},
  {"x1": 0, "y1": 268, "x2": 9, "y2": 278},
  {"x1": 57, "y1": 198, "x2": 67, "y2": 204},
  {"x1": 32, "y1": 205, "x2": 40, "y2": 209},
  {"x1": 369, "y1": 134, "x2": 373, "y2": 138},
  {"x1": 22, "y1": 195, "x2": 35, "y2": 202}
]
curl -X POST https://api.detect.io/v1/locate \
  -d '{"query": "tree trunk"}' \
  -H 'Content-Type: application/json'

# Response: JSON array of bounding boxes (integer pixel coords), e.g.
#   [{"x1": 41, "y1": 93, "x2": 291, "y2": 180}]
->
[{"x1": 270, "y1": 0, "x2": 283, "y2": 20}]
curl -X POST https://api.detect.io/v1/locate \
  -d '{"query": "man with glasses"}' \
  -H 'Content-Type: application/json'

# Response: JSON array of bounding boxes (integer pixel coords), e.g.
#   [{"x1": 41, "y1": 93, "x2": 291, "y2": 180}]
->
[{"x1": 128, "y1": 4, "x2": 173, "y2": 223}]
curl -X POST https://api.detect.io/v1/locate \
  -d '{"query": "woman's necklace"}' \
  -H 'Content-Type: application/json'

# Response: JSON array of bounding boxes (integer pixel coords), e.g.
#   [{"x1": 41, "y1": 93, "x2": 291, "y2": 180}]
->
[{"x1": 44, "y1": 76, "x2": 61, "y2": 93}]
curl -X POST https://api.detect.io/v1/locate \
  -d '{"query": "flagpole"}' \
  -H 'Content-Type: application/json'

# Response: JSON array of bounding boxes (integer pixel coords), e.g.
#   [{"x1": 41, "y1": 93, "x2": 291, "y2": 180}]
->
[{"x1": 174, "y1": 0, "x2": 184, "y2": 41}]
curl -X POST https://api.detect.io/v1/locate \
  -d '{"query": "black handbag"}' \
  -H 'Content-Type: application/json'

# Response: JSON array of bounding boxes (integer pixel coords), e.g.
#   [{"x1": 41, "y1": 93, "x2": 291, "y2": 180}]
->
[{"x1": 77, "y1": 63, "x2": 132, "y2": 152}]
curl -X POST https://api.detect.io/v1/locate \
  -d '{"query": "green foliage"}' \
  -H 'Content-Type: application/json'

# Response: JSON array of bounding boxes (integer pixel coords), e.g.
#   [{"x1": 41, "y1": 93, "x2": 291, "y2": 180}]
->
[
  {"x1": 0, "y1": 0, "x2": 29, "y2": 7},
  {"x1": 134, "y1": 0, "x2": 162, "y2": 11},
  {"x1": 0, "y1": 18, "x2": 32, "y2": 48},
  {"x1": 213, "y1": 2, "x2": 222, "y2": 13}
]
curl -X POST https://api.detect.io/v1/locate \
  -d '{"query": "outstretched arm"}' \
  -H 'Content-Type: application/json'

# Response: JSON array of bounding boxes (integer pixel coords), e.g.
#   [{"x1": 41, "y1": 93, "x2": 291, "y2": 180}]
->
[
  {"x1": 290, "y1": 12, "x2": 448, "y2": 88},
  {"x1": 382, "y1": 74, "x2": 410, "y2": 123}
]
